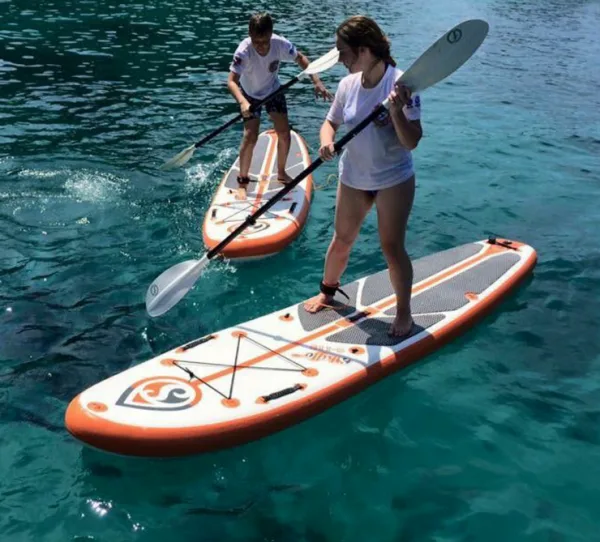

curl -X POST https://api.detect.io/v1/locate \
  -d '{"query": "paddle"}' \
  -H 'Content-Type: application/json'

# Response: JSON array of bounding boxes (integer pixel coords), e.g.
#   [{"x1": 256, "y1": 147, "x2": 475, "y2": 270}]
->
[
  {"x1": 159, "y1": 47, "x2": 340, "y2": 171},
  {"x1": 146, "y1": 19, "x2": 490, "y2": 317}
]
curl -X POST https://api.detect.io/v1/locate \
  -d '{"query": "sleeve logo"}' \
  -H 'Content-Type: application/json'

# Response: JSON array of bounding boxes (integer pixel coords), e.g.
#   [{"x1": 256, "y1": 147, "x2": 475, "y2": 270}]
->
[{"x1": 405, "y1": 95, "x2": 421, "y2": 109}]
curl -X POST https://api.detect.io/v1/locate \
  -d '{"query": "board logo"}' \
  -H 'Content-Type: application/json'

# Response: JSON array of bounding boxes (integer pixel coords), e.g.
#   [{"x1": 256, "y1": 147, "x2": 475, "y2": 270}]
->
[
  {"x1": 447, "y1": 28, "x2": 462, "y2": 44},
  {"x1": 116, "y1": 377, "x2": 202, "y2": 411},
  {"x1": 227, "y1": 220, "x2": 270, "y2": 235},
  {"x1": 292, "y1": 350, "x2": 351, "y2": 364}
]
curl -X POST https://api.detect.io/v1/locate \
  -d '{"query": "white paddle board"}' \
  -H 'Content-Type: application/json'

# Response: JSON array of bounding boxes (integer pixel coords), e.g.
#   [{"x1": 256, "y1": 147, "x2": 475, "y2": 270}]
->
[
  {"x1": 66, "y1": 237, "x2": 537, "y2": 457},
  {"x1": 202, "y1": 129, "x2": 313, "y2": 260}
]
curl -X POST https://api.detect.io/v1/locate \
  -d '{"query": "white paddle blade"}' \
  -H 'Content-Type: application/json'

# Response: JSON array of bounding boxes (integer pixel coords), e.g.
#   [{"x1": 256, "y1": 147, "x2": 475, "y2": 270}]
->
[
  {"x1": 302, "y1": 47, "x2": 340, "y2": 76},
  {"x1": 145, "y1": 256, "x2": 209, "y2": 317},
  {"x1": 399, "y1": 19, "x2": 489, "y2": 94},
  {"x1": 160, "y1": 144, "x2": 196, "y2": 171}
]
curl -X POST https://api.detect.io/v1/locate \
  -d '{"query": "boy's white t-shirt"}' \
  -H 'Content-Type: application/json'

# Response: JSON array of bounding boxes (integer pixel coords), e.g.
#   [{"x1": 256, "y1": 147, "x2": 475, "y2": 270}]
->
[
  {"x1": 229, "y1": 34, "x2": 298, "y2": 99},
  {"x1": 326, "y1": 66, "x2": 421, "y2": 191}
]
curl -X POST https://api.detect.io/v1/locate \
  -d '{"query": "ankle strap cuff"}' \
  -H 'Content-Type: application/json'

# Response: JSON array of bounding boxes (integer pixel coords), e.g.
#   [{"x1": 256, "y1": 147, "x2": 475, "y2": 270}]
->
[{"x1": 320, "y1": 280, "x2": 350, "y2": 300}]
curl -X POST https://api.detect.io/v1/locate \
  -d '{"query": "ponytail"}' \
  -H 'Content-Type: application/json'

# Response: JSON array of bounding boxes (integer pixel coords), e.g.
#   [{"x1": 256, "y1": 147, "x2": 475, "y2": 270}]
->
[
  {"x1": 336, "y1": 16, "x2": 396, "y2": 66},
  {"x1": 381, "y1": 43, "x2": 397, "y2": 67}
]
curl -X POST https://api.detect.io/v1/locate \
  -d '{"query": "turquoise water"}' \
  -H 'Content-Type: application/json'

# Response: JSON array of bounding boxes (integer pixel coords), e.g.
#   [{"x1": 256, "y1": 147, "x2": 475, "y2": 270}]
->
[{"x1": 2, "y1": 0, "x2": 600, "y2": 539}]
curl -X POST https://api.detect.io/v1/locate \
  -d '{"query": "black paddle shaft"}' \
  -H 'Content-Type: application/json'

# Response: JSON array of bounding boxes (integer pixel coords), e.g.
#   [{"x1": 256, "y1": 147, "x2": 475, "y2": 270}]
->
[
  {"x1": 205, "y1": 102, "x2": 388, "y2": 259},
  {"x1": 193, "y1": 77, "x2": 300, "y2": 150}
]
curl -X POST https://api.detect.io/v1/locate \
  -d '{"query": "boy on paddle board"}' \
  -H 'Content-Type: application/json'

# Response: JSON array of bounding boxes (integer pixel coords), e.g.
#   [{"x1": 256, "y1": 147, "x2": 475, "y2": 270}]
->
[{"x1": 228, "y1": 13, "x2": 333, "y2": 200}]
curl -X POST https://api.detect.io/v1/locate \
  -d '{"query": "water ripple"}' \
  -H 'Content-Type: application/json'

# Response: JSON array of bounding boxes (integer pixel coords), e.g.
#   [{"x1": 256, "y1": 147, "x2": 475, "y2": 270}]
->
[{"x1": 2, "y1": 0, "x2": 600, "y2": 541}]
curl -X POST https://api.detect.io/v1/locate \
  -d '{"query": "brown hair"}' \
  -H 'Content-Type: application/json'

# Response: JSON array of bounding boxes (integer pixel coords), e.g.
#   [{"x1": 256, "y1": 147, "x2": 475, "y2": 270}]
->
[
  {"x1": 336, "y1": 16, "x2": 396, "y2": 67},
  {"x1": 249, "y1": 13, "x2": 273, "y2": 36}
]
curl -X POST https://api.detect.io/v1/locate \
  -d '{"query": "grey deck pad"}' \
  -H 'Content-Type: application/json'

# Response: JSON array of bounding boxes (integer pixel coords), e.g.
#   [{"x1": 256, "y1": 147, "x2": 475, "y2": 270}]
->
[
  {"x1": 296, "y1": 242, "x2": 521, "y2": 346},
  {"x1": 325, "y1": 314, "x2": 445, "y2": 347}
]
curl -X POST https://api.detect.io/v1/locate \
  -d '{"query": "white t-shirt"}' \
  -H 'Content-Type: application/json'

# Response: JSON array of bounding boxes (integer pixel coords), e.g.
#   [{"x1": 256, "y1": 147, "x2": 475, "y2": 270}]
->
[
  {"x1": 326, "y1": 66, "x2": 422, "y2": 191},
  {"x1": 229, "y1": 34, "x2": 298, "y2": 99}
]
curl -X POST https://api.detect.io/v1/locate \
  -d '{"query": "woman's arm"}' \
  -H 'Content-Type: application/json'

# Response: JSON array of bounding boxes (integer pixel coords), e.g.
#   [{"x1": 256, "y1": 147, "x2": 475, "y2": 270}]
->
[
  {"x1": 319, "y1": 119, "x2": 339, "y2": 161},
  {"x1": 390, "y1": 112, "x2": 422, "y2": 150},
  {"x1": 388, "y1": 83, "x2": 422, "y2": 150}
]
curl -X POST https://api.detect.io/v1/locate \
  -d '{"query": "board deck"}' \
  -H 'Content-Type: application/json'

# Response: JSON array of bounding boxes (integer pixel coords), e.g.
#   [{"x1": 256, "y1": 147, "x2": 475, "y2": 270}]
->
[
  {"x1": 202, "y1": 129, "x2": 313, "y2": 260},
  {"x1": 65, "y1": 238, "x2": 537, "y2": 457}
]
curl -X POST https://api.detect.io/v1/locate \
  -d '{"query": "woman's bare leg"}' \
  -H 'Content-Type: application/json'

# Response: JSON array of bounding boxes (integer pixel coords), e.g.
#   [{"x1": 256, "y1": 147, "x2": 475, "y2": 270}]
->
[
  {"x1": 374, "y1": 176, "x2": 416, "y2": 336},
  {"x1": 304, "y1": 183, "x2": 373, "y2": 312}
]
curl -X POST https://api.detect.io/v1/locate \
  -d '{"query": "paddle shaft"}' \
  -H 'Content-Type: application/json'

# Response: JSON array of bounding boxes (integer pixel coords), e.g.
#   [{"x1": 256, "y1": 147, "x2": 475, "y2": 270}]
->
[
  {"x1": 194, "y1": 76, "x2": 300, "y2": 150},
  {"x1": 205, "y1": 101, "x2": 388, "y2": 259}
]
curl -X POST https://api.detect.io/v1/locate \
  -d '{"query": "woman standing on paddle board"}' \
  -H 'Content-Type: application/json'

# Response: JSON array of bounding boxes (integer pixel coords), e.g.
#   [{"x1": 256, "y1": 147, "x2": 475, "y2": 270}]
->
[
  {"x1": 227, "y1": 13, "x2": 332, "y2": 200},
  {"x1": 304, "y1": 16, "x2": 422, "y2": 337}
]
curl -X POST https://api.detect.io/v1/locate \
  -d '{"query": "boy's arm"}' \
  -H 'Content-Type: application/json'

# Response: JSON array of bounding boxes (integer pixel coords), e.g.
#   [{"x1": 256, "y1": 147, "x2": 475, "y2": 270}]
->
[
  {"x1": 294, "y1": 52, "x2": 333, "y2": 101},
  {"x1": 227, "y1": 72, "x2": 252, "y2": 118}
]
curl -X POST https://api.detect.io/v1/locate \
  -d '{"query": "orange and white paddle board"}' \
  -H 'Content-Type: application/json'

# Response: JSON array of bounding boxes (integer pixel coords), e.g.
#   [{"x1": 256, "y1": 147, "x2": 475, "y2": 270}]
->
[
  {"x1": 202, "y1": 129, "x2": 313, "y2": 260},
  {"x1": 65, "y1": 238, "x2": 537, "y2": 457}
]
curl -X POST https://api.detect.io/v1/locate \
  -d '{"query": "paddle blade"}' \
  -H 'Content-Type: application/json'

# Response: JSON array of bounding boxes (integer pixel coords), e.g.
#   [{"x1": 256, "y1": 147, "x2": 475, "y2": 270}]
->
[
  {"x1": 145, "y1": 256, "x2": 210, "y2": 317},
  {"x1": 302, "y1": 47, "x2": 340, "y2": 76},
  {"x1": 399, "y1": 19, "x2": 489, "y2": 94},
  {"x1": 160, "y1": 144, "x2": 196, "y2": 171}
]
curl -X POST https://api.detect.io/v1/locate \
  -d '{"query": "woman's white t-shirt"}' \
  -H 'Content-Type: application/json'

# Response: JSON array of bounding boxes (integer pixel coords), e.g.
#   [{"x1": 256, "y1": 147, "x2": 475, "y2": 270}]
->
[
  {"x1": 229, "y1": 34, "x2": 298, "y2": 99},
  {"x1": 326, "y1": 66, "x2": 421, "y2": 191}
]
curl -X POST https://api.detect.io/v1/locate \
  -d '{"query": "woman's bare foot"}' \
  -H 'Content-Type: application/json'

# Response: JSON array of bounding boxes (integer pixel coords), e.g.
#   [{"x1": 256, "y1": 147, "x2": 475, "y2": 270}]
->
[
  {"x1": 389, "y1": 312, "x2": 414, "y2": 337},
  {"x1": 303, "y1": 293, "x2": 335, "y2": 313},
  {"x1": 278, "y1": 171, "x2": 294, "y2": 184}
]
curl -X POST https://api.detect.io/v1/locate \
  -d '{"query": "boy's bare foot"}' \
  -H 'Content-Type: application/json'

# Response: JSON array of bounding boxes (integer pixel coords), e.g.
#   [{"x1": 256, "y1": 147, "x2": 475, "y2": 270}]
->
[
  {"x1": 235, "y1": 185, "x2": 247, "y2": 200},
  {"x1": 236, "y1": 176, "x2": 250, "y2": 200},
  {"x1": 277, "y1": 171, "x2": 294, "y2": 184}
]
